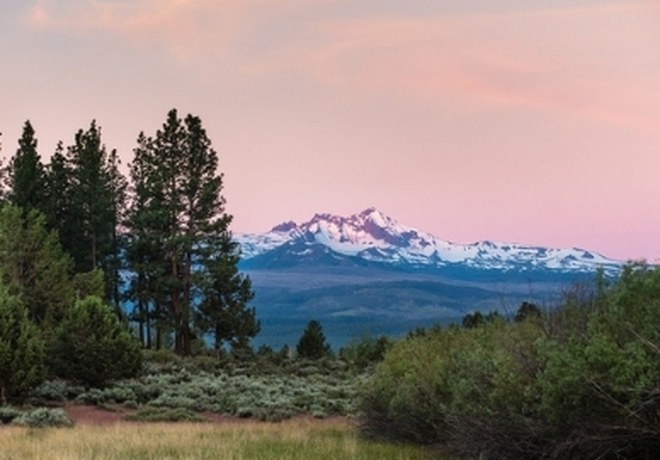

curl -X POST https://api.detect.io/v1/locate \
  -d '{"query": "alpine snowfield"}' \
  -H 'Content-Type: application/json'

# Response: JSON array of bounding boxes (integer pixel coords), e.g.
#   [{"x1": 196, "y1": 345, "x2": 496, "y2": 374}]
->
[{"x1": 236, "y1": 208, "x2": 622, "y2": 274}]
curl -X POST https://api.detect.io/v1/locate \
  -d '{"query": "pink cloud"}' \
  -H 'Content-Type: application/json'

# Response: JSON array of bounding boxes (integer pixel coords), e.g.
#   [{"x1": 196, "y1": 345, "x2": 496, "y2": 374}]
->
[
  {"x1": 26, "y1": 0, "x2": 660, "y2": 133},
  {"x1": 284, "y1": 2, "x2": 660, "y2": 132},
  {"x1": 26, "y1": 0, "x2": 255, "y2": 62}
]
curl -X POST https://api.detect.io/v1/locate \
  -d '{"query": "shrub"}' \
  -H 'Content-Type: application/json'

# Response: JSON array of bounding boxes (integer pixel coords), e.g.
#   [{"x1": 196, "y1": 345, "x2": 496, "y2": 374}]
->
[
  {"x1": 12, "y1": 407, "x2": 73, "y2": 428},
  {"x1": 359, "y1": 264, "x2": 660, "y2": 459},
  {"x1": 537, "y1": 264, "x2": 660, "y2": 458},
  {"x1": 149, "y1": 394, "x2": 198, "y2": 411},
  {"x1": 0, "y1": 288, "x2": 45, "y2": 402},
  {"x1": 0, "y1": 406, "x2": 21, "y2": 424},
  {"x1": 30, "y1": 380, "x2": 84, "y2": 403},
  {"x1": 48, "y1": 296, "x2": 142, "y2": 387},
  {"x1": 75, "y1": 388, "x2": 105, "y2": 405},
  {"x1": 339, "y1": 335, "x2": 392, "y2": 370}
]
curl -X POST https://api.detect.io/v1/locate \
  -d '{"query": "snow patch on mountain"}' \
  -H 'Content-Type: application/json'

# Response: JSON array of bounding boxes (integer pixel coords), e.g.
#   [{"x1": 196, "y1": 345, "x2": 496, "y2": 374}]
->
[{"x1": 236, "y1": 208, "x2": 622, "y2": 274}]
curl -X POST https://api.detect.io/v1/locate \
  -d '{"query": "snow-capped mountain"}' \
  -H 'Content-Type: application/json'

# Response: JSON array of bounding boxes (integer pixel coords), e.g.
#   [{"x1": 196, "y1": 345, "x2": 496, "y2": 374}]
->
[{"x1": 236, "y1": 208, "x2": 622, "y2": 274}]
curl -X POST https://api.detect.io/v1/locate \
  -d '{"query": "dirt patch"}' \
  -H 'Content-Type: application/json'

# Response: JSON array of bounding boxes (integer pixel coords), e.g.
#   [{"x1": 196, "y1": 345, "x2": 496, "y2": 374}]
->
[{"x1": 64, "y1": 405, "x2": 135, "y2": 425}]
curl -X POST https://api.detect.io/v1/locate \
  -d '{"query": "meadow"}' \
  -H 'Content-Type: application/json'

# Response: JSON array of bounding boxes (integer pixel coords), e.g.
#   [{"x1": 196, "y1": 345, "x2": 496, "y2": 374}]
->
[{"x1": 0, "y1": 418, "x2": 434, "y2": 460}]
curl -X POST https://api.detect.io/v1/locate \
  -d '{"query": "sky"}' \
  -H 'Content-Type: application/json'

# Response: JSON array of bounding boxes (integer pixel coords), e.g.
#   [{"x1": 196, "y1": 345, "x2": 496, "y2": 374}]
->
[{"x1": 1, "y1": 0, "x2": 659, "y2": 262}]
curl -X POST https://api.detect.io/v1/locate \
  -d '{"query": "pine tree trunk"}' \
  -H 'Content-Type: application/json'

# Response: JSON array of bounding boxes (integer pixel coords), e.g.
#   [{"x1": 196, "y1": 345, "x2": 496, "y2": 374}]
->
[
  {"x1": 155, "y1": 300, "x2": 162, "y2": 350},
  {"x1": 171, "y1": 254, "x2": 183, "y2": 355},
  {"x1": 137, "y1": 298, "x2": 145, "y2": 347},
  {"x1": 145, "y1": 310, "x2": 152, "y2": 349},
  {"x1": 91, "y1": 231, "x2": 97, "y2": 269},
  {"x1": 182, "y1": 252, "x2": 192, "y2": 355}
]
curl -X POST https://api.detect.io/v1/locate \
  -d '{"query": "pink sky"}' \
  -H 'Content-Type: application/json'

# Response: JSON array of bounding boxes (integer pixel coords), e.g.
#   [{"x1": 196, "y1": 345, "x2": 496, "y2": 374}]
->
[{"x1": 1, "y1": 1, "x2": 659, "y2": 261}]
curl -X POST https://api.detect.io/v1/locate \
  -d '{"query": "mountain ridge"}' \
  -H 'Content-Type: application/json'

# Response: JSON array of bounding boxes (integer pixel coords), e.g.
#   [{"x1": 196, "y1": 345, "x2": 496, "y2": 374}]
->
[{"x1": 236, "y1": 207, "x2": 622, "y2": 274}]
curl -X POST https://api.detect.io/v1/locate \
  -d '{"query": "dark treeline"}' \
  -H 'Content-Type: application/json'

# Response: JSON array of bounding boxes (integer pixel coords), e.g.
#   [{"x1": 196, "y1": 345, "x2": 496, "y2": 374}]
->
[{"x1": 0, "y1": 110, "x2": 258, "y2": 358}]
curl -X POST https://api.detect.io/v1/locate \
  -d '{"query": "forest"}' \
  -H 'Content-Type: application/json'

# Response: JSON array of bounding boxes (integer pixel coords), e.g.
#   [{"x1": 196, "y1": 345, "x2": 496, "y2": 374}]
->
[{"x1": 0, "y1": 110, "x2": 658, "y2": 460}]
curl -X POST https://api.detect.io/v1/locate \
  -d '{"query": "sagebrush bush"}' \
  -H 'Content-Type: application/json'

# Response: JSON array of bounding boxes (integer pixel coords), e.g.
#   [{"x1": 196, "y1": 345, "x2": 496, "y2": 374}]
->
[
  {"x1": 0, "y1": 406, "x2": 21, "y2": 424},
  {"x1": 12, "y1": 407, "x2": 73, "y2": 428},
  {"x1": 10, "y1": 335, "x2": 365, "y2": 425},
  {"x1": 29, "y1": 379, "x2": 84, "y2": 403}
]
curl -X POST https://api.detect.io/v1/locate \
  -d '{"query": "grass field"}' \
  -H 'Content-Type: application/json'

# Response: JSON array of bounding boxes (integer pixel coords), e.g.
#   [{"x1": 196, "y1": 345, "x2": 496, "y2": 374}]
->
[{"x1": 0, "y1": 418, "x2": 435, "y2": 460}]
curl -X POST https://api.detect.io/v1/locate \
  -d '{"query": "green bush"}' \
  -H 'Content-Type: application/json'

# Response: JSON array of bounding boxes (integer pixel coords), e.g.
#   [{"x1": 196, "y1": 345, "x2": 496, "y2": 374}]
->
[
  {"x1": 12, "y1": 407, "x2": 73, "y2": 428},
  {"x1": 0, "y1": 406, "x2": 21, "y2": 424},
  {"x1": 536, "y1": 264, "x2": 660, "y2": 458},
  {"x1": 339, "y1": 335, "x2": 392, "y2": 370},
  {"x1": 75, "y1": 388, "x2": 105, "y2": 405},
  {"x1": 359, "y1": 264, "x2": 660, "y2": 459},
  {"x1": 48, "y1": 296, "x2": 142, "y2": 387},
  {"x1": 360, "y1": 320, "x2": 549, "y2": 456},
  {"x1": 0, "y1": 288, "x2": 45, "y2": 402},
  {"x1": 30, "y1": 380, "x2": 84, "y2": 403},
  {"x1": 149, "y1": 394, "x2": 198, "y2": 410}
]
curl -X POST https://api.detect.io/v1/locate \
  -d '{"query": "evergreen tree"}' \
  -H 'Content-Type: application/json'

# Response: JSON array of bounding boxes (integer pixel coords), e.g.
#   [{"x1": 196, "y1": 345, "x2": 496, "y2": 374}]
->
[
  {"x1": 0, "y1": 205, "x2": 74, "y2": 328},
  {"x1": 296, "y1": 320, "x2": 332, "y2": 360},
  {"x1": 126, "y1": 132, "x2": 168, "y2": 349},
  {"x1": 126, "y1": 109, "x2": 256, "y2": 355},
  {"x1": 6, "y1": 120, "x2": 47, "y2": 215},
  {"x1": 462, "y1": 311, "x2": 484, "y2": 329},
  {"x1": 49, "y1": 296, "x2": 142, "y2": 387},
  {"x1": 514, "y1": 301, "x2": 542, "y2": 323},
  {"x1": 66, "y1": 120, "x2": 115, "y2": 273},
  {"x1": 104, "y1": 148, "x2": 128, "y2": 307},
  {"x1": 72, "y1": 268, "x2": 106, "y2": 300},
  {"x1": 44, "y1": 122, "x2": 127, "y2": 306},
  {"x1": 0, "y1": 287, "x2": 45, "y2": 403},
  {"x1": 195, "y1": 234, "x2": 259, "y2": 351},
  {"x1": 44, "y1": 142, "x2": 74, "y2": 239}
]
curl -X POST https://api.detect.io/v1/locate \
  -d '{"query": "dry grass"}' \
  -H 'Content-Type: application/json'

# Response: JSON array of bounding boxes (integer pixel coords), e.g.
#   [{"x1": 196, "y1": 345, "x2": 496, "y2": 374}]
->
[{"x1": 0, "y1": 418, "x2": 435, "y2": 460}]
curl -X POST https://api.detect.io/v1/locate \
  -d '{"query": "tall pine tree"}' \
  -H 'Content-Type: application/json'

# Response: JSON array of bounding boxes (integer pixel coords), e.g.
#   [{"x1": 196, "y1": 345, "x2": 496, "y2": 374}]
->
[
  {"x1": 126, "y1": 109, "x2": 257, "y2": 355},
  {"x1": 195, "y1": 231, "x2": 258, "y2": 352},
  {"x1": 67, "y1": 121, "x2": 115, "y2": 273},
  {"x1": 0, "y1": 205, "x2": 74, "y2": 329},
  {"x1": 126, "y1": 132, "x2": 168, "y2": 349},
  {"x1": 6, "y1": 120, "x2": 47, "y2": 215},
  {"x1": 44, "y1": 142, "x2": 73, "y2": 238},
  {"x1": 43, "y1": 122, "x2": 127, "y2": 306}
]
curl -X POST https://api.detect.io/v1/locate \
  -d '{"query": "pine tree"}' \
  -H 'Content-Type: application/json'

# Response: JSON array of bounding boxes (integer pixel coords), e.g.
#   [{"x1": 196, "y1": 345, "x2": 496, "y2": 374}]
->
[
  {"x1": 44, "y1": 142, "x2": 73, "y2": 238},
  {"x1": 66, "y1": 120, "x2": 115, "y2": 273},
  {"x1": 126, "y1": 109, "x2": 257, "y2": 355},
  {"x1": 296, "y1": 320, "x2": 332, "y2": 360},
  {"x1": 104, "y1": 148, "x2": 128, "y2": 307},
  {"x1": 45, "y1": 122, "x2": 127, "y2": 306},
  {"x1": 6, "y1": 120, "x2": 47, "y2": 215},
  {"x1": 0, "y1": 205, "x2": 74, "y2": 328},
  {"x1": 49, "y1": 296, "x2": 142, "y2": 387},
  {"x1": 0, "y1": 287, "x2": 45, "y2": 403},
  {"x1": 126, "y1": 132, "x2": 168, "y2": 348},
  {"x1": 195, "y1": 234, "x2": 259, "y2": 351}
]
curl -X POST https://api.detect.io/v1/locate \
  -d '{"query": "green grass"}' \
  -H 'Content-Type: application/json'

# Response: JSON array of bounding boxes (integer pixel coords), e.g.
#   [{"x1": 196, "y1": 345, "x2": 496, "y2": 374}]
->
[{"x1": 0, "y1": 419, "x2": 437, "y2": 460}]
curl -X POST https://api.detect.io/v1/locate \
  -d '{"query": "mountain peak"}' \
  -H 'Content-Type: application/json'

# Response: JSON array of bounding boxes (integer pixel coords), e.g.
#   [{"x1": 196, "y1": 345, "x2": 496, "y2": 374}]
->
[
  {"x1": 236, "y1": 209, "x2": 622, "y2": 274},
  {"x1": 358, "y1": 206, "x2": 380, "y2": 218},
  {"x1": 271, "y1": 221, "x2": 298, "y2": 233}
]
